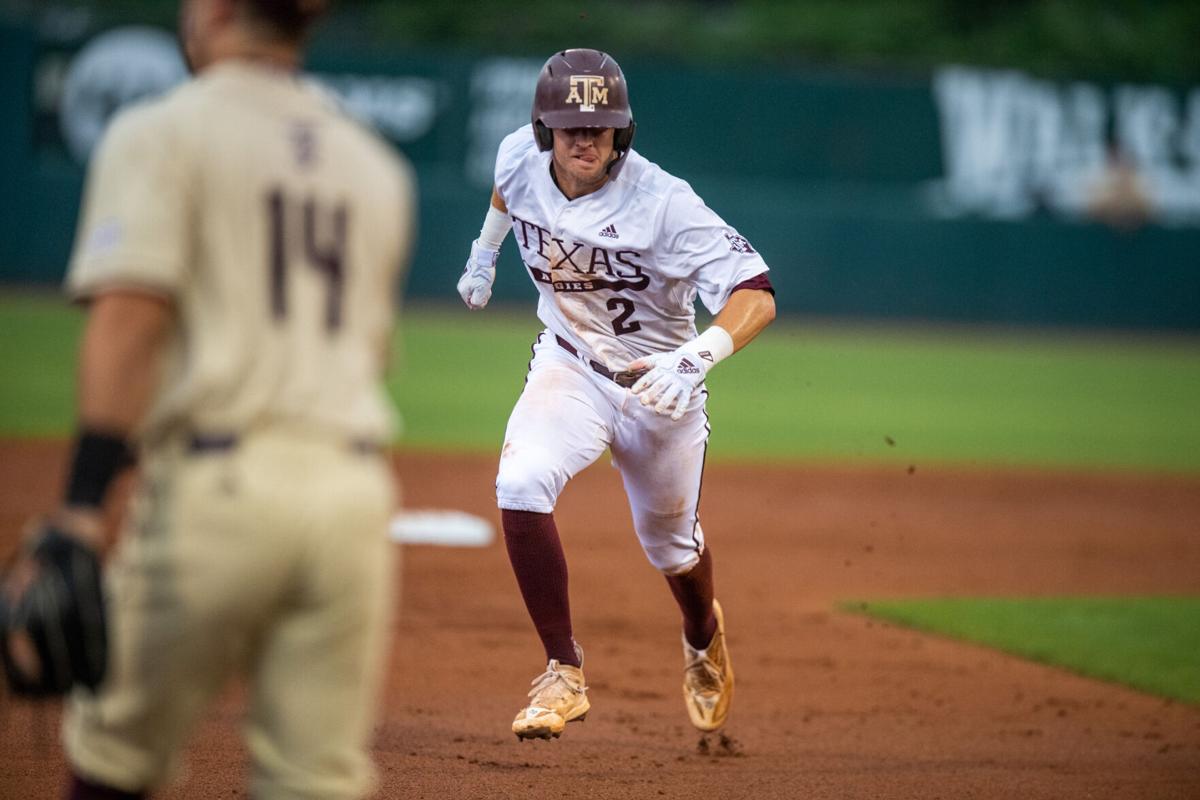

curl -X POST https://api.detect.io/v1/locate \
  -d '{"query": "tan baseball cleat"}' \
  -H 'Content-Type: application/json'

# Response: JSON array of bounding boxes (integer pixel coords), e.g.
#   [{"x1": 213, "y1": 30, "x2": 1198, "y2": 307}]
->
[
  {"x1": 512, "y1": 647, "x2": 590, "y2": 740},
  {"x1": 682, "y1": 599, "x2": 735, "y2": 732}
]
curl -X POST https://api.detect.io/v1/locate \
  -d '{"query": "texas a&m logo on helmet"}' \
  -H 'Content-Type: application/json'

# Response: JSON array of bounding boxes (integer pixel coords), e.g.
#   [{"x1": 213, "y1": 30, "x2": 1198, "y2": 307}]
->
[{"x1": 565, "y1": 75, "x2": 608, "y2": 112}]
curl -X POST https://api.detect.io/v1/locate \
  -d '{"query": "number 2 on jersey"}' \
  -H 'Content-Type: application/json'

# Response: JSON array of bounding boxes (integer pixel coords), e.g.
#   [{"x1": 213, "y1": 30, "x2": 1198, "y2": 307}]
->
[
  {"x1": 267, "y1": 188, "x2": 348, "y2": 333},
  {"x1": 607, "y1": 297, "x2": 642, "y2": 336}
]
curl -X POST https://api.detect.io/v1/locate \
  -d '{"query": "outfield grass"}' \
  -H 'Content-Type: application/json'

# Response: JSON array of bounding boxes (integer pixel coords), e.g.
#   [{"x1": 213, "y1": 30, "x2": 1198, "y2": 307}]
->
[
  {"x1": 394, "y1": 305, "x2": 1200, "y2": 472},
  {"x1": 2, "y1": 294, "x2": 1200, "y2": 471},
  {"x1": 847, "y1": 597, "x2": 1200, "y2": 704}
]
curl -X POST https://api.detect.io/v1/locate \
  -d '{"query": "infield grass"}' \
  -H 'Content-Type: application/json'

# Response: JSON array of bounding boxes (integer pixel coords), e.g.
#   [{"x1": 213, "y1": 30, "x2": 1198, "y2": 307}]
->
[
  {"x1": 846, "y1": 597, "x2": 1200, "y2": 704},
  {"x1": 2, "y1": 293, "x2": 1200, "y2": 472}
]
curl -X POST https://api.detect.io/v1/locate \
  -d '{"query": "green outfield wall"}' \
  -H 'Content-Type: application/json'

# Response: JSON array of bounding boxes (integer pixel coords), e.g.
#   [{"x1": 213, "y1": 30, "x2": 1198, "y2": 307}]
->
[{"x1": 2, "y1": 21, "x2": 1199, "y2": 330}]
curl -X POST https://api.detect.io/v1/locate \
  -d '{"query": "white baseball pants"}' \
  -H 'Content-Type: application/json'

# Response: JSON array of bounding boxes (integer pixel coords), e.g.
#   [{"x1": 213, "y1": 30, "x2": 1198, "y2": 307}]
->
[{"x1": 496, "y1": 331, "x2": 710, "y2": 575}]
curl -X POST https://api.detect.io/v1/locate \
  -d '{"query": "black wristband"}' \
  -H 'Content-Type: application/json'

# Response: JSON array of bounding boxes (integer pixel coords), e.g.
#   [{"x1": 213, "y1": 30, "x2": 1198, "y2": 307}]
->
[{"x1": 64, "y1": 430, "x2": 135, "y2": 508}]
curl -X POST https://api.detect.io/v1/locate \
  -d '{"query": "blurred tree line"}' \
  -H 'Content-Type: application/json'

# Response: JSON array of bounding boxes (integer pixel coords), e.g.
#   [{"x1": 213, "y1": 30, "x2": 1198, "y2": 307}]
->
[{"x1": 4, "y1": 0, "x2": 1198, "y2": 83}]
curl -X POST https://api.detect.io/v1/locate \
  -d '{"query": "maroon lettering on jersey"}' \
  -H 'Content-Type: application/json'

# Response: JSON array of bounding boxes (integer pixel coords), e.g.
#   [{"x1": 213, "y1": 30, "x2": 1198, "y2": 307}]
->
[
  {"x1": 551, "y1": 238, "x2": 585, "y2": 271},
  {"x1": 533, "y1": 223, "x2": 550, "y2": 260},
  {"x1": 587, "y1": 246, "x2": 613, "y2": 276},
  {"x1": 511, "y1": 214, "x2": 534, "y2": 249},
  {"x1": 527, "y1": 264, "x2": 553, "y2": 284},
  {"x1": 511, "y1": 214, "x2": 650, "y2": 292},
  {"x1": 613, "y1": 250, "x2": 645, "y2": 280}
]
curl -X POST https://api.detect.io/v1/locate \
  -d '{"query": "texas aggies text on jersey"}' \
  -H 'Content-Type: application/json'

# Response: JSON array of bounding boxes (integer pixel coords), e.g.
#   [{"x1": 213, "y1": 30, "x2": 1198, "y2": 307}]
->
[{"x1": 494, "y1": 123, "x2": 769, "y2": 371}]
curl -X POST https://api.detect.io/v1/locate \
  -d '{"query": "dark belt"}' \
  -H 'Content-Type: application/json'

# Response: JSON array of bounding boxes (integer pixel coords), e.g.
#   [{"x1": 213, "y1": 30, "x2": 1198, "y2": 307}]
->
[
  {"x1": 187, "y1": 433, "x2": 382, "y2": 456},
  {"x1": 554, "y1": 335, "x2": 646, "y2": 389},
  {"x1": 188, "y1": 433, "x2": 238, "y2": 453}
]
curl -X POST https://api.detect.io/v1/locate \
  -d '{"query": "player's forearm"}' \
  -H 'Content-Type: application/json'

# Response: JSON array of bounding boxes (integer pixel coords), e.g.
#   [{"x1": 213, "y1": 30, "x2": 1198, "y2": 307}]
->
[
  {"x1": 458, "y1": 189, "x2": 512, "y2": 310},
  {"x1": 55, "y1": 290, "x2": 171, "y2": 541},
  {"x1": 712, "y1": 288, "x2": 776, "y2": 353},
  {"x1": 77, "y1": 290, "x2": 173, "y2": 434}
]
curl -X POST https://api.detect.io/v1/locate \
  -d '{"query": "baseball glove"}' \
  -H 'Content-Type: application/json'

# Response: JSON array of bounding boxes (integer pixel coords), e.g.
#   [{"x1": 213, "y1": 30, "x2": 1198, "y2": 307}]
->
[{"x1": 1, "y1": 524, "x2": 107, "y2": 697}]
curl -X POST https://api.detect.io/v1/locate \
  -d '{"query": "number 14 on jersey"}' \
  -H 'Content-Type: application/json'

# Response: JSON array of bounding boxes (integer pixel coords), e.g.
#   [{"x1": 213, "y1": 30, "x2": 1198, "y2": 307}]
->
[{"x1": 266, "y1": 188, "x2": 349, "y2": 333}]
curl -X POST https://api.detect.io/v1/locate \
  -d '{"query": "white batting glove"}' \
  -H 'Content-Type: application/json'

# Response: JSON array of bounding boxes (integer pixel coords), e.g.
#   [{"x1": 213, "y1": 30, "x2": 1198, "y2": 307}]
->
[
  {"x1": 627, "y1": 351, "x2": 709, "y2": 421},
  {"x1": 457, "y1": 240, "x2": 498, "y2": 310},
  {"x1": 627, "y1": 326, "x2": 735, "y2": 421}
]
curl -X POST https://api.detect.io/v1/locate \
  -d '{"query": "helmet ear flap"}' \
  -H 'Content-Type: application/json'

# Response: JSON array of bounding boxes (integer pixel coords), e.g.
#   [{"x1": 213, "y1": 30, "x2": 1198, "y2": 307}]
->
[
  {"x1": 614, "y1": 122, "x2": 636, "y2": 154},
  {"x1": 533, "y1": 120, "x2": 553, "y2": 152}
]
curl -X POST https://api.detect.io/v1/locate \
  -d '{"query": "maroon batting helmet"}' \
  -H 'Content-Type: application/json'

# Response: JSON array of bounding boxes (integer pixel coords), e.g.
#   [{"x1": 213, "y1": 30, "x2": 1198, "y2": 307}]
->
[{"x1": 531, "y1": 48, "x2": 636, "y2": 156}]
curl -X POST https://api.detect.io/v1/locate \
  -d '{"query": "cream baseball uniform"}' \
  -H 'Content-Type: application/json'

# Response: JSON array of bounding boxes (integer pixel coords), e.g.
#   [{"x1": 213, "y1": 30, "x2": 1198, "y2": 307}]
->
[
  {"x1": 493, "y1": 124, "x2": 768, "y2": 574},
  {"x1": 63, "y1": 61, "x2": 414, "y2": 799}
]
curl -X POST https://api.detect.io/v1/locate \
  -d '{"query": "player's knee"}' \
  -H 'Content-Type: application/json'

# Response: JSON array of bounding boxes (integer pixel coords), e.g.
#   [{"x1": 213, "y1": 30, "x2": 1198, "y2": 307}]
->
[
  {"x1": 644, "y1": 543, "x2": 701, "y2": 576},
  {"x1": 631, "y1": 508, "x2": 702, "y2": 574},
  {"x1": 495, "y1": 446, "x2": 561, "y2": 513}
]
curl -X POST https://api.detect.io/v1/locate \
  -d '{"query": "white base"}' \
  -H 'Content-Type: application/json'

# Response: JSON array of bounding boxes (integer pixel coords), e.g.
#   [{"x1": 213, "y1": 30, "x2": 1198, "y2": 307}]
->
[{"x1": 389, "y1": 509, "x2": 495, "y2": 547}]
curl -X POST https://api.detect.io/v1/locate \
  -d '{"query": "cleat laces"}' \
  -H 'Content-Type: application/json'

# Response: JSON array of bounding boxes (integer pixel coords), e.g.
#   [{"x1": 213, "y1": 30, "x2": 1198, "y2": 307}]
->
[
  {"x1": 684, "y1": 650, "x2": 723, "y2": 693},
  {"x1": 527, "y1": 660, "x2": 586, "y2": 706}
]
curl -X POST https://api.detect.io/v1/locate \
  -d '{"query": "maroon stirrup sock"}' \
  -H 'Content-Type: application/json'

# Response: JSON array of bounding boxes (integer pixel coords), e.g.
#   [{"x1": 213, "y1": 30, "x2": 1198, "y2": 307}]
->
[
  {"x1": 665, "y1": 547, "x2": 718, "y2": 649},
  {"x1": 501, "y1": 509, "x2": 581, "y2": 666}
]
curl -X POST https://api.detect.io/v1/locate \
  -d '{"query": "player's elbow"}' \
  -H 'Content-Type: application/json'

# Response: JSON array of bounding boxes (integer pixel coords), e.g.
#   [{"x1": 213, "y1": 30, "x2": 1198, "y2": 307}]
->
[
  {"x1": 760, "y1": 291, "x2": 776, "y2": 328},
  {"x1": 491, "y1": 186, "x2": 508, "y2": 214},
  {"x1": 746, "y1": 289, "x2": 775, "y2": 331}
]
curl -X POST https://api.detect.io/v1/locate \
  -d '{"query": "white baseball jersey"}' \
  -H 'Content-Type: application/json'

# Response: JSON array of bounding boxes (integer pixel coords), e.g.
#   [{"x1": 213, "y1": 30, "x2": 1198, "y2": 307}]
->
[
  {"x1": 67, "y1": 61, "x2": 415, "y2": 445},
  {"x1": 494, "y1": 124, "x2": 768, "y2": 370}
]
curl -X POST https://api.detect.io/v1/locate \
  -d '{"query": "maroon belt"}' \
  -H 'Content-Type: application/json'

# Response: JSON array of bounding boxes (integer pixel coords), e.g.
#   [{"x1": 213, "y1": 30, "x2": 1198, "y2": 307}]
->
[{"x1": 554, "y1": 335, "x2": 646, "y2": 388}]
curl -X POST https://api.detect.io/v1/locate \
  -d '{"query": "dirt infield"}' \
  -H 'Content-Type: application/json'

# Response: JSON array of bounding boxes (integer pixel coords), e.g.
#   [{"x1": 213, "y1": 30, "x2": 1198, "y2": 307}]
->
[{"x1": 2, "y1": 442, "x2": 1198, "y2": 799}]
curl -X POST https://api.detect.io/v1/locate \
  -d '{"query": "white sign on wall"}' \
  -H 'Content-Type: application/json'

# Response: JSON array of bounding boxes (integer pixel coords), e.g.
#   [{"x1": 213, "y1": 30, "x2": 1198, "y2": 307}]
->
[
  {"x1": 53, "y1": 26, "x2": 441, "y2": 162},
  {"x1": 465, "y1": 58, "x2": 542, "y2": 185},
  {"x1": 928, "y1": 65, "x2": 1200, "y2": 227},
  {"x1": 58, "y1": 27, "x2": 187, "y2": 163}
]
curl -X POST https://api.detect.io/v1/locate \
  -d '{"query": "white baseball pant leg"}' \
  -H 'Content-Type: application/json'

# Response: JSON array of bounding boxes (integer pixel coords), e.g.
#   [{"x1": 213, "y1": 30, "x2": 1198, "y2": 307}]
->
[
  {"x1": 611, "y1": 388, "x2": 710, "y2": 575},
  {"x1": 496, "y1": 332, "x2": 711, "y2": 575},
  {"x1": 495, "y1": 333, "x2": 613, "y2": 512}
]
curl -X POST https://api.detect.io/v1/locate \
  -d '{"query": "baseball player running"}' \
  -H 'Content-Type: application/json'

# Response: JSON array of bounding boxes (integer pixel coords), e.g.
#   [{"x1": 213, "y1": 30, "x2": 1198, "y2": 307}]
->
[
  {"x1": 457, "y1": 48, "x2": 776, "y2": 740},
  {"x1": 0, "y1": 1, "x2": 414, "y2": 797}
]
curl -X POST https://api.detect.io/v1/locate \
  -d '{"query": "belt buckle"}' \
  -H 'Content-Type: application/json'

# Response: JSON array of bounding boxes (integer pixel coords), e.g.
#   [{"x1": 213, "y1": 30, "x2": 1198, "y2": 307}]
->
[{"x1": 610, "y1": 368, "x2": 648, "y2": 389}]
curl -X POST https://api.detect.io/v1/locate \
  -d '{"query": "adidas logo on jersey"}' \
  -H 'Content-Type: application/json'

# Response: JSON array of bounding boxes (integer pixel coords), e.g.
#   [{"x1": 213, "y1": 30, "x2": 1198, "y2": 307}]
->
[
  {"x1": 598, "y1": 224, "x2": 619, "y2": 239},
  {"x1": 676, "y1": 358, "x2": 701, "y2": 375}
]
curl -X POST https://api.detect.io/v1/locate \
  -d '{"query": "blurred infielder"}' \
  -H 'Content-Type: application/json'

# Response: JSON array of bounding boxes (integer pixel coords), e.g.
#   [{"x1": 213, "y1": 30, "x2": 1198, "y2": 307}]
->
[
  {"x1": 458, "y1": 48, "x2": 776, "y2": 740},
  {"x1": 0, "y1": 1, "x2": 414, "y2": 797}
]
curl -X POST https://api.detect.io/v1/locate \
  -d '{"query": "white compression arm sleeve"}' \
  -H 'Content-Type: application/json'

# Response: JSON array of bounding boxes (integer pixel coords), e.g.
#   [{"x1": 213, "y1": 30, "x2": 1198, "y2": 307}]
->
[{"x1": 479, "y1": 205, "x2": 511, "y2": 251}]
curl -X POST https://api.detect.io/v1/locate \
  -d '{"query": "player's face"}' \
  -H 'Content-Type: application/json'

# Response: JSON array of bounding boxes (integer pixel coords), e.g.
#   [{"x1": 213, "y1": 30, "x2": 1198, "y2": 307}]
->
[{"x1": 551, "y1": 127, "x2": 616, "y2": 195}]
